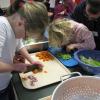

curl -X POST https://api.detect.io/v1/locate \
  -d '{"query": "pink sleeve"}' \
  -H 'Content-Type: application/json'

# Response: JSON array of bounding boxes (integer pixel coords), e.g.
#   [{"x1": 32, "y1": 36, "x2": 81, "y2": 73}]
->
[{"x1": 74, "y1": 24, "x2": 96, "y2": 50}]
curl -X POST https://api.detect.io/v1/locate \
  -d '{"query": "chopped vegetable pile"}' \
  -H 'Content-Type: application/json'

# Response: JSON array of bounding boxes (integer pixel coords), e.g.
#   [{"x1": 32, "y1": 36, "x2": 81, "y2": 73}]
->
[
  {"x1": 56, "y1": 52, "x2": 72, "y2": 60},
  {"x1": 35, "y1": 51, "x2": 54, "y2": 61},
  {"x1": 80, "y1": 56, "x2": 100, "y2": 67}
]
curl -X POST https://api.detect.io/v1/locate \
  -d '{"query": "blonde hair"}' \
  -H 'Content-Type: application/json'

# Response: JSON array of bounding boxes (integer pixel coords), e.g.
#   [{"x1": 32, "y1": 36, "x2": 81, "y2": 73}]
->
[
  {"x1": 7, "y1": 0, "x2": 48, "y2": 35},
  {"x1": 49, "y1": 18, "x2": 74, "y2": 47}
]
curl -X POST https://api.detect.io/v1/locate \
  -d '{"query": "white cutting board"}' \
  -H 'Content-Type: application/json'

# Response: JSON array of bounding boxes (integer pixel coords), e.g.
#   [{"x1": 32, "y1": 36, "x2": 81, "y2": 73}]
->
[{"x1": 19, "y1": 51, "x2": 71, "y2": 89}]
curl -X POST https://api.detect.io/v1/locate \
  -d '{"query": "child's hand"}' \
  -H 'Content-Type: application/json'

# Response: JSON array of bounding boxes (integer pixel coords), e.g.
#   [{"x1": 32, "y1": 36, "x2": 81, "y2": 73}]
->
[
  {"x1": 66, "y1": 44, "x2": 77, "y2": 52},
  {"x1": 32, "y1": 61, "x2": 43, "y2": 68},
  {"x1": 13, "y1": 63, "x2": 31, "y2": 72},
  {"x1": 13, "y1": 53, "x2": 25, "y2": 63}
]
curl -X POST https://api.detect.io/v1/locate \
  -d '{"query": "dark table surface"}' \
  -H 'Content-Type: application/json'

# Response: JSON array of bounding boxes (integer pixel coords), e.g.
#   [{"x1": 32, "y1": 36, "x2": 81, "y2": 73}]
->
[
  {"x1": 12, "y1": 73, "x2": 58, "y2": 100},
  {"x1": 13, "y1": 73, "x2": 58, "y2": 100},
  {"x1": 12, "y1": 65, "x2": 93, "y2": 100}
]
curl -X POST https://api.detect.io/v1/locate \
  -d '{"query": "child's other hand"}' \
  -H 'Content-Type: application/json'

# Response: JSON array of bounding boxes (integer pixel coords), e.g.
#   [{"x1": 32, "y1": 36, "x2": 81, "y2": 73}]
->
[
  {"x1": 66, "y1": 44, "x2": 77, "y2": 52},
  {"x1": 13, "y1": 53, "x2": 25, "y2": 63}
]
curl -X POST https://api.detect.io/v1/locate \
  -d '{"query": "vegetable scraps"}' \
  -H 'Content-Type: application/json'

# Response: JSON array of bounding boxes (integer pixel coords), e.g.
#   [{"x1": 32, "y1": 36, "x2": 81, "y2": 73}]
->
[
  {"x1": 56, "y1": 52, "x2": 72, "y2": 60},
  {"x1": 80, "y1": 56, "x2": 100, "y2": 67}
]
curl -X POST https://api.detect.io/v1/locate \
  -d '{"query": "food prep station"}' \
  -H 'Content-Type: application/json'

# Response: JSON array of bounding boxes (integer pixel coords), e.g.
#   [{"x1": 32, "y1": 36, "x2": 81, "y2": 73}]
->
[{"x1": 12, "y1": 39, "x2": 99, "y2": 100}]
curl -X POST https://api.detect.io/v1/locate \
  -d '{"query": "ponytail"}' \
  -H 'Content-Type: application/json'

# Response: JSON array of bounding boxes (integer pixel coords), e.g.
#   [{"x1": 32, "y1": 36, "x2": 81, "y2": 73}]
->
[{"x1": 6, "y1": 0, "x2": 25, "y2": 16}]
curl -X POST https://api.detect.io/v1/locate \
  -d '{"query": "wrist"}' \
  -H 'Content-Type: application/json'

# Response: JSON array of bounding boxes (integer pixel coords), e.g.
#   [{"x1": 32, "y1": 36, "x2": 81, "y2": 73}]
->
[
  {"x1": 7, "y1": 64, "x2": 15, "y2": 72},
  {"x1": 10, "y1": 64, "x2": 16, "y2": 71}
]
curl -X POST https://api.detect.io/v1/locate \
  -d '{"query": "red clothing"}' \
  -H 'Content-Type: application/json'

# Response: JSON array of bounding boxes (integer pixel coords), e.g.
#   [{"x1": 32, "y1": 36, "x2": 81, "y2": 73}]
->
[
  {"x1": 75, "y1": 0, "x2": 81, "y2": 4},
  {"x1": 54, "y1": 0, "x2": 74, "y2": 19},
  {"x1": 54, "y1": 4, "x2": 66, "y2": 19},
  {"x1": 75, "y1": 0, "x2": 85, "y2": 5}
]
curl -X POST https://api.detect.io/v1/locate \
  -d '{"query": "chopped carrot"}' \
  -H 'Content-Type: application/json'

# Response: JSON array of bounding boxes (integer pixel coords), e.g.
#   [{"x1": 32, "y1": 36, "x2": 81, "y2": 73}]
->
[
  {"x1": 44, "y1": 71, "x2": 48, "y2": 73},
  {"x1": 35, "y1": 51, "x2": 54, "y2": 62}
]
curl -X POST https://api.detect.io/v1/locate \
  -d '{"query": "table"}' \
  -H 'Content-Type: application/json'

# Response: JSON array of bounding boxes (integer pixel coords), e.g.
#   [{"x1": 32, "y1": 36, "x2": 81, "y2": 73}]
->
[
  {"x1": 12, "y1": 60, "x2": 93, "y2": 100},
  {"x1": 12, "y1": 73, "x2": 59, "y2": 100}
]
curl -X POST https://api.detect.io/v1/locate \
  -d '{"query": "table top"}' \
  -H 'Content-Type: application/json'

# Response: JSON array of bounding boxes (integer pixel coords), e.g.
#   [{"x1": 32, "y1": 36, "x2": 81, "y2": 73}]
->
[
  {"x1": 12, "y1": 48, "x2": 94, "y2": 100},
  {"x1": 12, "y1": 65, "x2": 93, "y2": 100},
  {"x1": 12, "y1": 73, "x2": 59, "y2": 100}
]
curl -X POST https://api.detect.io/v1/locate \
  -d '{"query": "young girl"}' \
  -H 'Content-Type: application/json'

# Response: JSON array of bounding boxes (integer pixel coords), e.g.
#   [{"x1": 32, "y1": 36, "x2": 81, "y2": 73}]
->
[
  {"x1": 49, "y1": 18, "x2": 95, "y2": 52},
  {"x1": 0, "y1": 0, "x2": 48, "y2": 100}
]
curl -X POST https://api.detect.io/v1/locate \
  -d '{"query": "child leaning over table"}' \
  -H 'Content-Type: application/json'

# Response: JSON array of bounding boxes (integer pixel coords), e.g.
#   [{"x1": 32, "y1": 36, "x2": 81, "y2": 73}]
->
[{"x1": 49, "y1": 18, "x2": 96, "y2": 52}]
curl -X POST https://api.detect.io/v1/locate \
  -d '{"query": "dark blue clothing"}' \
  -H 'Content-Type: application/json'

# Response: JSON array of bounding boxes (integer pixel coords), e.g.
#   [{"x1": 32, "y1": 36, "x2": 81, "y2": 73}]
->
[
  {"x1": 0, "y1": 82, "x2": 15, "y2": 100},
  {"x1": 70, "y1": 1, "x2": 100, "y2": 50},
  {"x1": 0, "y1": 8, "x2": 4, "y2": 16}
]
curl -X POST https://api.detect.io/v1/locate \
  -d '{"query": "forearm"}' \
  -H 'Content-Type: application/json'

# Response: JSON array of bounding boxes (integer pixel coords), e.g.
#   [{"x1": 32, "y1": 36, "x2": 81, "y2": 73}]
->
[
  {"x1": 72, "y1": 42, "x2": 96, "y2": 50},
  {"x1": 0, "y1": 61, "x2": 14, "y2": 72},
  {"x1": 19, "y1": 47, "x2": 34, "y2": 64}
]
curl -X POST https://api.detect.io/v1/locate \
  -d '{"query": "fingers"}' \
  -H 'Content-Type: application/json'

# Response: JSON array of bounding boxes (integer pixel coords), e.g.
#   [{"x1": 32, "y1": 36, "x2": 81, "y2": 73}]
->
[
  {"x1": 66, "y1": 44, "x2": 78, "y2": 53},
  {"x1": 66, "y1": 46, "x2": 72, "y2": 52},
  {"x1": 13, "y1": 63, "x2": 31, "y2": 72},
  {"x1": 13, "y1": 54, "x2": 25, "y2": 63},
  {"x1": 32, "y1": 61, "x2": 43, "y2": 67},
  {"x1": 66, "y1": 44, "x2": 75, "y2": 52}
]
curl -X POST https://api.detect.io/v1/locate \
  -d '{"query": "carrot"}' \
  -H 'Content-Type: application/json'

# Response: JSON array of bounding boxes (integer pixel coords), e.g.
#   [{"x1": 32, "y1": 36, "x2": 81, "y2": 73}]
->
[{"x1": 35, "y1": 51, "x2": 54, "y2": 61}]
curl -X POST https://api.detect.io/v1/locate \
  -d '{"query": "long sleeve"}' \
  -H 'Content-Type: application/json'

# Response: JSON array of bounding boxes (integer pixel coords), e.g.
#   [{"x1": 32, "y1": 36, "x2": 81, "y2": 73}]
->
[{"x1": 74, "y1": 23, "x2": 96, "y2": 50}]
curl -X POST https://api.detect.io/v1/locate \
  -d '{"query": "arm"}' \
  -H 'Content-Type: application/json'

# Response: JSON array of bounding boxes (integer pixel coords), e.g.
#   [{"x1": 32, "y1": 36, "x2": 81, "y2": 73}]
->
[
  {"x1": 0, "y1": 61, "x2": 14, "y2": 72},
  {"x1": 17, "y1": 40, "x2": 43, "y2": 66},
  {"x1": 19, "y1": 47, "x2": 34, "y2": 64},
  {"x1": 0, "y1": 23, "x2": 30, "y2": 73},
  {"x1": 16, "y1": 39, "x2": 34, "y2": 64},
  {"x1": 67, "y1": 24, "x2": 96, "y2": 51},
  {"x1": 0, "y1": 61, "x2": 30, "y2": 73},
  {"x1": 0, "y1": 34, "x2": 30, "y2": 72}
]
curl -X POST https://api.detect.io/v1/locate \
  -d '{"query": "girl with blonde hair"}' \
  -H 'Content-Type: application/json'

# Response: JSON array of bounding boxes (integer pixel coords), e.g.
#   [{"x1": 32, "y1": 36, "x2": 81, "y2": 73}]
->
[
  {"x1": 49, "y1": 18, "x2": 95, "y2": 51},
  {"x1": 0, "y1": 0, "x2": 48, "y2": 100}
]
